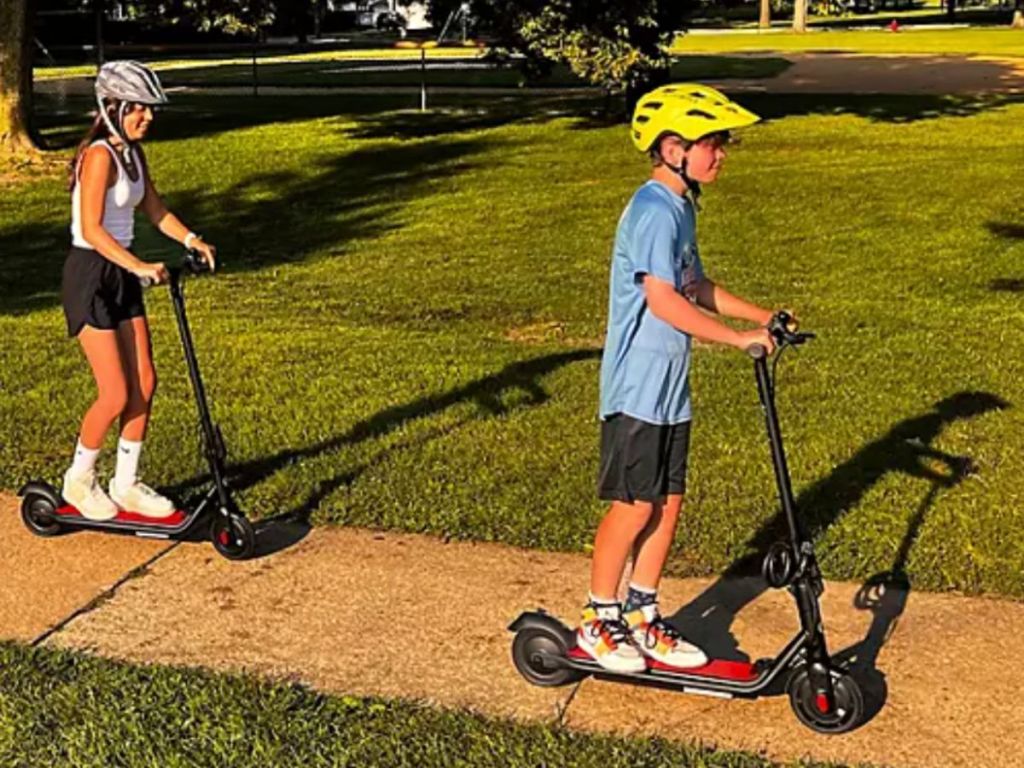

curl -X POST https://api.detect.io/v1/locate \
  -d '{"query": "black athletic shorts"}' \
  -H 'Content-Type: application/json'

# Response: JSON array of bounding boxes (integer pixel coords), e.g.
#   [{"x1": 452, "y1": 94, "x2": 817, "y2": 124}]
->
[
  {"x1": 598, "y1": 413, "x2": 692, "y2": 503},
  {"x1": 61, "y1": 246, "x2": 145, "y2": 337}
]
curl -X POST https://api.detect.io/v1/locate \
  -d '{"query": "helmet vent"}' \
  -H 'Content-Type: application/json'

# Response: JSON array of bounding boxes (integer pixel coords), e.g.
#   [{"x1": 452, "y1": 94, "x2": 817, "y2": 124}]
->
[{"x1": 686, "y1": 109, "x2": 716, "y2": 121}]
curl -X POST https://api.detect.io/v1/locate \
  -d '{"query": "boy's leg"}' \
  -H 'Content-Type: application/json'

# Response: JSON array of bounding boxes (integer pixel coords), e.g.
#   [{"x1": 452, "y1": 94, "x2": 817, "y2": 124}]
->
[
  {"x1": 580, "y1": 502, "x2": 651, "y2": 673},
  {"x1": 621, "y1": 421, "x2": 707, "y2": 669},
  {"x1": 589, "y1": 499, "x2": 655, "y2": 600},
  {"x1": 629, "y1": 494, "x2": 684, "y2": 591}
]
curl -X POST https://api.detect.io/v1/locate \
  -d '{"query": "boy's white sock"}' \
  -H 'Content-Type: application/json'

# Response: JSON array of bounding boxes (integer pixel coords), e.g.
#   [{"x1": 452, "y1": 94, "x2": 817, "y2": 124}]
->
[
  {"x1": 113, "y1": 438, "x2": 143, "y2": 490},
  {"x1": 69, "y1": 439, "x2": 100, "y2": 479}
]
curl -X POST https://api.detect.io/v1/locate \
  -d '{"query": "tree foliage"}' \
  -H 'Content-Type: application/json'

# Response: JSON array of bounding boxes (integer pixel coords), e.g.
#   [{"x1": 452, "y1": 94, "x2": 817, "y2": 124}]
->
[{"x1": 473, "y1": 0, "x2": 694, "y2": 97}]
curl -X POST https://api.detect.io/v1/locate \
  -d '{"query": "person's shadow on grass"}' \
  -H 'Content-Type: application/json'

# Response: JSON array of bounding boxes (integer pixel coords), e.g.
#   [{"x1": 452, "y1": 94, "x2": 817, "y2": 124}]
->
[
  {"x1": 170, "y1": 348, "x2": 601, "y2": 557},
  {"x1": 666, "y1": 390, "x2": 1008, "y2": 717}
]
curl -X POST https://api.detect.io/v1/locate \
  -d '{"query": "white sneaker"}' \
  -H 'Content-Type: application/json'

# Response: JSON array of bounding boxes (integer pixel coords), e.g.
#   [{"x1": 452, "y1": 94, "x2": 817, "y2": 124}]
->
[
  {"x1": 62, "y1": 468, "x2": 118, "y2": 521},
  {"x1": 108, "y1": 479, "x2": 175, "y2": 518},
  {"x1": 576, "y1": 602, "x2": 646, "y2": 674},
  {"x1": 625, "y1": 603, "x2": 708, "y2": 670}
]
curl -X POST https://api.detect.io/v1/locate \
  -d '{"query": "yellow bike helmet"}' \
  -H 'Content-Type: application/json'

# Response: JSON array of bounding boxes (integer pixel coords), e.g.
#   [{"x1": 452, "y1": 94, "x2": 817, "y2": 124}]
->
[{"x1": 631, "y1": 83, "x2": 761, "y2": 152}]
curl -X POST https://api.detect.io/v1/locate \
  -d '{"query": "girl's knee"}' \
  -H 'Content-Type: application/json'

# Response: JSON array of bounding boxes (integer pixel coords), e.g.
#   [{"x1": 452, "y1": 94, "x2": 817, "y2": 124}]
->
[{"x1": 96, "y1": 384, "x2": 129, "y2": 417}]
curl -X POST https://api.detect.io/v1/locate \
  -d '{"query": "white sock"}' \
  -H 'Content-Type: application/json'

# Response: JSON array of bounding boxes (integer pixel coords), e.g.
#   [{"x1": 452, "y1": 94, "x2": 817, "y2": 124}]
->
[
  {"x1": 114, "y1": 438, "x2": 143, "y2": 490},
  {"x1": 69, "y1": 439, "x2": 100, "y2": 478}
]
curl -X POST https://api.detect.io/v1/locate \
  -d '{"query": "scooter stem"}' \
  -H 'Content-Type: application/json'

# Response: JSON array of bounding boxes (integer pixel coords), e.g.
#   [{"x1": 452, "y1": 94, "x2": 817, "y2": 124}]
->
[
  {"x1": 752, "y1": 354, "x2": 807, "y2": 550},
  {"x1": 168, "y1": 272, "x2": 231, "y2": 508}
]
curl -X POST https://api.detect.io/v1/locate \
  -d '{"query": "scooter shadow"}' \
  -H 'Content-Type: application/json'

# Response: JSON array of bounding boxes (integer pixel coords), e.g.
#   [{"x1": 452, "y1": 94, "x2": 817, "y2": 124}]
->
[
  {"x1": 176, "y1": 510, "x2": 313, "y2": 559},
  {"x1": 665, "y1": 568, "x2": 908, "y2": 725},
  {"x1": 832, "y1": 570, "x2": 911, "y2": 725}
]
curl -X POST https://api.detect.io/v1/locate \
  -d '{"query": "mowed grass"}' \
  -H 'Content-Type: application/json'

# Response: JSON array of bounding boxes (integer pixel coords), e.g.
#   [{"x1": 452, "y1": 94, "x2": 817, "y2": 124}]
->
[
  {"x1": 673, "y1": 26, "x2": 1024, "y2": 56},
  {"x1": 1, "y1": 90, "x2": 1023, "y2": 597},
  {"x1": 0, "y1": 642, "x2": 856, "y2": 768}
]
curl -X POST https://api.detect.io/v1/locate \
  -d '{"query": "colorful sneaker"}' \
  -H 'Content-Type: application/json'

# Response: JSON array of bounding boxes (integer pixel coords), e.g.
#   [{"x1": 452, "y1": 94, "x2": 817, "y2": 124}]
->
[
  {"x1": 576, "y1": 602, "x2": 646, "y2": 673},
  {"x1": 108, "y1": 479, "x2": 175, "y2": 518},
  {"x1": 62, "y1": 468, "x2": 118, "y2": 521},
  {"x1": 625, "y1": 603, "x2": 708, "y2": 670}
]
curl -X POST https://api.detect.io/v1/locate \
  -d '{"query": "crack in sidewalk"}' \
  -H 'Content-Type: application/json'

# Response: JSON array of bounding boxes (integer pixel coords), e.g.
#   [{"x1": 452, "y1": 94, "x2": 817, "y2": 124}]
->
[{"x1": 31, "y1": 542, "x2": 180, "y2": 648}]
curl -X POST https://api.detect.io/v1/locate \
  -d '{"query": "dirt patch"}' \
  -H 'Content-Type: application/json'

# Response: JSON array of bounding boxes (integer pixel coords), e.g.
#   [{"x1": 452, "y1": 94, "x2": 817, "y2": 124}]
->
[
  {"x1": 0, "y1": 492, "x2": 172, "y2": 642},
  {"x1": 46, "y1": 523, "x2": 1024, "y2": 767}
]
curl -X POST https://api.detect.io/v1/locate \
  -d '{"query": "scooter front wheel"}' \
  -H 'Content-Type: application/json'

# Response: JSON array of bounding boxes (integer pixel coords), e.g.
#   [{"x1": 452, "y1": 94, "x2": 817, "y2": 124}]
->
[
  {"x1": 787, "y1": 666, "x2": 864, "y2": 734},
  {"x1": 21, "y1": 493, "x2": 63, "y2": 537},
  {"x1": 512, "y1": 626, "x2": 582, "y2": 687},
  {"x1": 210, "y1": 513, "x2": 255, "y2": 560}
]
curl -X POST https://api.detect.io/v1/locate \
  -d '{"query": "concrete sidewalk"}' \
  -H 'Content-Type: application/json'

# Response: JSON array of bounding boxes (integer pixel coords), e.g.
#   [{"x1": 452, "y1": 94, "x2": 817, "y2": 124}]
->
[{"x1": 4, "y1": 489, "x2": 1021, "y2": 768}]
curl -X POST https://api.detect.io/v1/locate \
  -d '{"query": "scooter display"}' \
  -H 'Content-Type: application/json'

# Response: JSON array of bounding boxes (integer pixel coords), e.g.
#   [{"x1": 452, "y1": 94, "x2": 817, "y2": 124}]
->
[
  {"x1": 19, "y1": 249, "x2": 256, "y2": 560},
  {"x1": 508, "y1": 312, "x2": 865, "y2": 734}
]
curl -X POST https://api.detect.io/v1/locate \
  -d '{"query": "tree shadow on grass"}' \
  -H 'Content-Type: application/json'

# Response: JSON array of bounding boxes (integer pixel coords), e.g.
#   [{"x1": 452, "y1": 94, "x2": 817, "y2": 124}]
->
[
  {"x1": 985, "y1": 222, "x2": 1024, "y2": 292},
  {"x1": 667, "y1": 390, "x2": 1008, "y2": 712},
  {"x1": 166, "y1": 348, "x2": 601, "y2": 541},
  {"x1": 0, "y1": 133, "x2": 496, "y2": 315}
]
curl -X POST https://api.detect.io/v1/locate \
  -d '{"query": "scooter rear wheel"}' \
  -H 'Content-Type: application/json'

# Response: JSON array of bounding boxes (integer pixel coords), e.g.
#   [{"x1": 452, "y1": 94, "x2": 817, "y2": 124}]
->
[
  {"x1": 21, "y1": 493, "x2": 63, "y2": 537},
  {"x1": 512, "y1": 626, "x2": 582, "y2": 687},
  {"x1": 210, "y1": 513, "x2": 255, "y2": 560},
  {"x1": 788, "y1": 666, "x2": 864, "y2": 734}
]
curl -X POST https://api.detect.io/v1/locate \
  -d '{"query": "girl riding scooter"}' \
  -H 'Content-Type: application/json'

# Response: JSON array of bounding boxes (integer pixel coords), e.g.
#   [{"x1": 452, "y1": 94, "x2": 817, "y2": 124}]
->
[{"x1": 62, "y1": 60, "x2": 216, "y2": 520}]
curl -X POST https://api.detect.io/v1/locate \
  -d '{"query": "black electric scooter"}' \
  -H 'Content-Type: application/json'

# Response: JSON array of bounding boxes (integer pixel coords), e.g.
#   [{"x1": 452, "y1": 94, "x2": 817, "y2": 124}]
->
[
  {"x1": 19, "y1": 249, "x2": 256, "y2": 561},
  {"x1": 508, "y1": 312, "x2": 865, "y2": 734}
]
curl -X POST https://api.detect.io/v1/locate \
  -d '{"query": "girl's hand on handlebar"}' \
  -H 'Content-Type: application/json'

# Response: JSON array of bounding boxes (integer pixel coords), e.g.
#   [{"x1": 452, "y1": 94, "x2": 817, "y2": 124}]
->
[
  {"x1": 738, "y1": 327, "x2": 776, "y2": 355},
  {"x1": 193, "y1": 240, "x2": 217, "y2": 272},
  {"x1": 135, "y1": 261, "x2": 169, "y2": 285}
]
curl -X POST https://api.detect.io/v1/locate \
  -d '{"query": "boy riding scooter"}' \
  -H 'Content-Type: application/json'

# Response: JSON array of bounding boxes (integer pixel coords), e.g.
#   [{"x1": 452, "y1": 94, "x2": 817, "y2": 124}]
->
[{"x1": 578, "y1": 84, "x2": 784, "y2": 673}]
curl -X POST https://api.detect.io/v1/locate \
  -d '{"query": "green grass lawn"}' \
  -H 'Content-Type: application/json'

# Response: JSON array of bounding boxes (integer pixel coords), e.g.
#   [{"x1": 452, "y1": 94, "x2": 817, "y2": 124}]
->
[
  {"x1": 0, "y1": 642, "x2": 856, "y2": 768},
  {"x1": 2, "y1": 89, "x2": 1024, "y2": 598},
  {"x1": 673, "y1": 26, "x2": 1024, "y2": 56}
]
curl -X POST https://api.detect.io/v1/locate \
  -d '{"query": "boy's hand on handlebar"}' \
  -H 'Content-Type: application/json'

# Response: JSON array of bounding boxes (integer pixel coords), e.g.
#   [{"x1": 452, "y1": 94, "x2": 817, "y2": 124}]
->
[
  {"x1": 136, "y1": 261, "x2": 169, "y2": 285},
  {"x1": 737, "y1": 327, "x2": 776, "y2": 355}
]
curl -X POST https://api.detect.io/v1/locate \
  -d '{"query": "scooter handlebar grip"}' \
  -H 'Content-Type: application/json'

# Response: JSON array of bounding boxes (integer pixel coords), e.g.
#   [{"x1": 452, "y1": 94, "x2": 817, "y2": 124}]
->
[{"x1": 747, "y1": 343, "x2": 768, "y2": 360}]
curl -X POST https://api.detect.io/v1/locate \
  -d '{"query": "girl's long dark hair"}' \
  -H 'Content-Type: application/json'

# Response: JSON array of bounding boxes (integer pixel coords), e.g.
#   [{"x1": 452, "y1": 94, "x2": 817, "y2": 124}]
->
[{"x1": 68, "y1": 101, "x2": 117, "y2": 192}]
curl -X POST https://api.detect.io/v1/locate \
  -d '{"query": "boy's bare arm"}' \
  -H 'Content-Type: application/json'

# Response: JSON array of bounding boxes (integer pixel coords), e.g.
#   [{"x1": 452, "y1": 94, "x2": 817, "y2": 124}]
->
[
  {"x1": 644, "y1": 276, "x2": 772, "y2": 351},
  {"x1": 693, "y1": 278, "x2": 773, "y2": 325}
]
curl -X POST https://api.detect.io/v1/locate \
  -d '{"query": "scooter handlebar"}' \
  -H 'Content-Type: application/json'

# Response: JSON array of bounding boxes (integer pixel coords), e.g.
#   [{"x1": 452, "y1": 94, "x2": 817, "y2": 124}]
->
[
  {"x1": 141, "y1": 249, "x2": 212, "y2": 287},
  {"x1": 767, "y1": 311, "x2": 815, "y2": 350}
]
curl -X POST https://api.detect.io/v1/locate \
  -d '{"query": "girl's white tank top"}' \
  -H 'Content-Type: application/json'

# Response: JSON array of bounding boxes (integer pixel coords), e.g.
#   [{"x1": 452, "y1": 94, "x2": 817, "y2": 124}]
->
[{"x1": 71, "y1": 140, "x2": 146, "y2": 249}]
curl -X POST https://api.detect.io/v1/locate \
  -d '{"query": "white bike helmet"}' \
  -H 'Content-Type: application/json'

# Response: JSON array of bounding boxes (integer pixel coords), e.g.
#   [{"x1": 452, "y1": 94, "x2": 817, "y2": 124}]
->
[{"x1": 94, "y1": 61, "x2": 168, "y2": 171}]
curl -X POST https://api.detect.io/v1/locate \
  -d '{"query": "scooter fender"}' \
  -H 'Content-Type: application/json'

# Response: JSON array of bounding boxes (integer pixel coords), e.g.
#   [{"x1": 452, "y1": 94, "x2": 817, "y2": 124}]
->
[
  {"x1": 507, "y1": 610, "x2": 576, "y2": 646},
  {"x1": 18, "y1": 481, "x2": 62, "y2": 507}
]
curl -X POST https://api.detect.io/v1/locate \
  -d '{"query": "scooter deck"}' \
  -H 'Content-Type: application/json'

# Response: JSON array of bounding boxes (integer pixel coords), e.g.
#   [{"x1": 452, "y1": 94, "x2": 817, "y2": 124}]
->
[
  {"x1": 53, "y1": 504, "x2": 195, "y2": 536},
  {"x1": 567, "y1": 646, "x2": 760, "y2": 683}
]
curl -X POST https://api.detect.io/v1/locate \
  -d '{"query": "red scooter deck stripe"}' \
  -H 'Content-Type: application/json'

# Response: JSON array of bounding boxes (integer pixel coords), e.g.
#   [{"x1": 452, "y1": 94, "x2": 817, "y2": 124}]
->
[
  {"x1": 569, "y1": 646, "x2": 758, "y2": 681},
  {"x1": 56, "y1": 505, "x2": 187, "y2": 526}
]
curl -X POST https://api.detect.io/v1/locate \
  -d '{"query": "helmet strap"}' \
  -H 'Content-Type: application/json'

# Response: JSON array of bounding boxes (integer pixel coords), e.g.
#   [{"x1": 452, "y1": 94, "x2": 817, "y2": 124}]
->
[
  {"x1": 96, "y1": 98, "x2": 139, "y2": 181},
  {"x1": 661, "y1": 156, "x2": 702, "y2": 210}
]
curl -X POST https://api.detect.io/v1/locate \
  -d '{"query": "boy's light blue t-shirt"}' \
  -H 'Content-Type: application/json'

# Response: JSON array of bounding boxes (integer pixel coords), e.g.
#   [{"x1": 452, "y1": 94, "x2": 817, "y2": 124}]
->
[{"x1": 599, "y1": 180, "x2": 704, "y2": 425}]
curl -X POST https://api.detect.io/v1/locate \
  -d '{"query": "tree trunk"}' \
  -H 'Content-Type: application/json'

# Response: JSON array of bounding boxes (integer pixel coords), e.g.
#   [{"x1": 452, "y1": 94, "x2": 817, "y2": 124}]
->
[
  {"x1": 946, "y1": 0, "x2": 956, "y2": 21},
  {"x1": 760, "y1": 0, "x2": 771, "y2": 28},
  {"x1": 793, "y1": 0, "x2": 808, "y2": 31},
  {"x1": 0, "y1": 0, "x2": 38, "y2": 153}
]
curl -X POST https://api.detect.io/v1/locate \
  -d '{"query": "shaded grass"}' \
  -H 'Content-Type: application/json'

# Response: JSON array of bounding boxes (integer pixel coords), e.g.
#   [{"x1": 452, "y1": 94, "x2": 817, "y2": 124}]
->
[
  {"x1": 1, "y1": 91, "x2": 1023, "y2": 598},
  {"x1": 0, "y1": 642, "x2": 857, "y2": 768}
]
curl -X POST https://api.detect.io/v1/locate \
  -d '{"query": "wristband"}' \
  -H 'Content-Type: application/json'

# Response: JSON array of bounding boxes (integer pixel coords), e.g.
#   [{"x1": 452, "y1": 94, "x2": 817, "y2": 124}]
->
[{"x1": 184, "y1": 232, "x2": 201, "y2": 249}]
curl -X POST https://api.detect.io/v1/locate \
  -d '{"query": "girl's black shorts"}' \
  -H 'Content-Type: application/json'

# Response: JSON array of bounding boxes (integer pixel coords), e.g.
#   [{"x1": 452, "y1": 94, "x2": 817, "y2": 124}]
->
[
  {"x1": 61, "y1": 246, "x2": 145, "y2": 337},
  {"x1": 598, "y1": 413, "x2": 691, "y2": 503}
]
